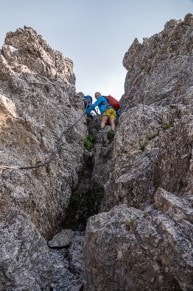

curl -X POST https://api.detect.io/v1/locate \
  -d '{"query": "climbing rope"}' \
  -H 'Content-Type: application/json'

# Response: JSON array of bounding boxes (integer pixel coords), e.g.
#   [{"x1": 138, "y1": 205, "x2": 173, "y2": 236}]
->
[{"x1": 0, "y1": 112, "x2": 86, "y2": 171}]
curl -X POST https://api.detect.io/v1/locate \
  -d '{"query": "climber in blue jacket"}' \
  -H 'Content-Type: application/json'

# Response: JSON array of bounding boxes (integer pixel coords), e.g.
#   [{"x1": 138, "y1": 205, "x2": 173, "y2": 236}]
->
[{"x1": 86, "y1": 92, "x2": 116, "y2": 131}]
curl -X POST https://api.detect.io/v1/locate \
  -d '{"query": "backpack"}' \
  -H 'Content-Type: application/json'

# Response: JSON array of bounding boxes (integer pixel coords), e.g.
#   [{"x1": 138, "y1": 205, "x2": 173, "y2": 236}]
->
[
  {"x1": 84, "y1": 95, "x2": 92, "y2": 109},
  {"x1": 105, "y1": 95, "x2": 120, "y2": 111}
]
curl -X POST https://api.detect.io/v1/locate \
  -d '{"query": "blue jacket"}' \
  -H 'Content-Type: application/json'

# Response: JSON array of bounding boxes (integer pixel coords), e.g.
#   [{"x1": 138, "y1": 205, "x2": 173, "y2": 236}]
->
[{"x1": 86, "y1": 96, "x2": 110, "y2": 114}]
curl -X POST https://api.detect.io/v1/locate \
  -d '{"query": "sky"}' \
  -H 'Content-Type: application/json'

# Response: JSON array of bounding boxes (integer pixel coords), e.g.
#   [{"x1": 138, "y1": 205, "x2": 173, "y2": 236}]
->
[{"x1": 0, "y1": 0, "x2": 193, "y2": 100}]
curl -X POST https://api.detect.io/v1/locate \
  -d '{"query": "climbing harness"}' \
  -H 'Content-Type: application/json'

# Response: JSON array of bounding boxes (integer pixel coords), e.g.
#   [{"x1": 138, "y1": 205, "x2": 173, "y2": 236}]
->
[{"x1": 0, "y1": 112, "x2": 86, "y2": 171}]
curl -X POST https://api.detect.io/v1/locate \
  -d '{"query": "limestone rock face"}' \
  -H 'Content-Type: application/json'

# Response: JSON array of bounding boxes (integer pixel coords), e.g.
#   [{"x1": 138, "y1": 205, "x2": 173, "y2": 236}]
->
[
  {"x1": 108, "y1": 103, "x2": 193, "y2": 210},
  {"x1": 85, "y1": 191, "x2": 193, "y2": 290},
  {"x1": 0, "y1": 27, "x2": 87, "y2": 289},
  {"x1": 122, "y1": 13, "x2": 193, "y2": 109},
  {"x1": 0, "y1": 208, "x2": 52, "y2": 290},
  {"x1": 94, "y1": 14, "x2": 193, "y2": 212},
  {"x1": 84, "y1": 14, "x2": 193, "y2": 290}
]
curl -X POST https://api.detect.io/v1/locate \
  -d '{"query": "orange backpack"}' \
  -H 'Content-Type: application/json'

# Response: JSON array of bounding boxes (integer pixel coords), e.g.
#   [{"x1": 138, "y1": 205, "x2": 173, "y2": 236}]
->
[{"x1": 105, "y1": 95, "x2": 120, "y2": 111}]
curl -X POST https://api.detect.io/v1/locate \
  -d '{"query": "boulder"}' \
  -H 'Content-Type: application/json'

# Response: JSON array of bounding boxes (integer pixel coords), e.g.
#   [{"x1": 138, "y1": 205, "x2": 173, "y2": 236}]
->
[{"x1": 85, "y1": 192, "x2": 193, "y2": 290}]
